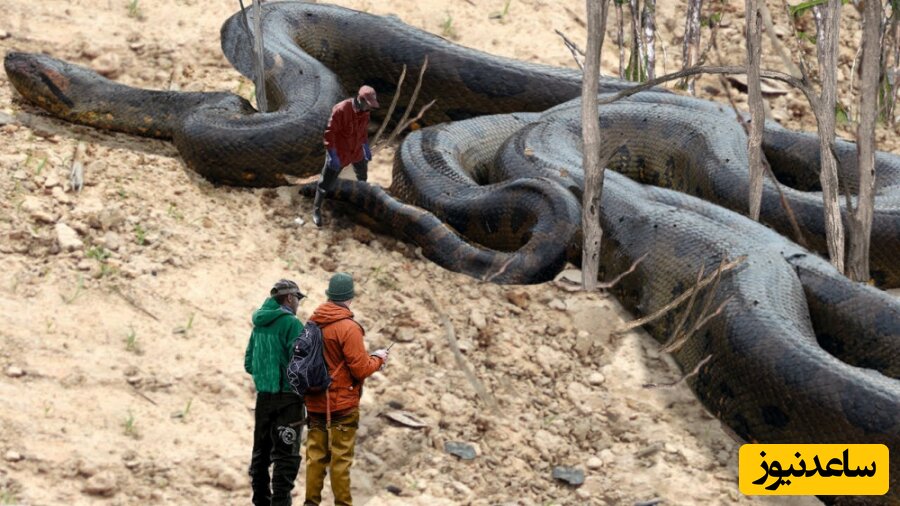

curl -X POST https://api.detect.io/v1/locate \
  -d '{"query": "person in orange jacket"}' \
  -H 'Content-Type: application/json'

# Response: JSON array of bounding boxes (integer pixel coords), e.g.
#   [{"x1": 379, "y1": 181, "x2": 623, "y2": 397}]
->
[
  {"x1": 312, "y1": 85, "x2": 379, "y2": 227},
  {"x1": 303, "y1": 272, "x2": 389, "y2": 506}
]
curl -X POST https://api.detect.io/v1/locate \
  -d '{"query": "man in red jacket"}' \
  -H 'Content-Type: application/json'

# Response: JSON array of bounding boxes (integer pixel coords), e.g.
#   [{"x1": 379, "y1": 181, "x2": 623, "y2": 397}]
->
[
  {"x1": 312, "y1": 85, "x2": 379, "y2": 227},
  {"x1": 303, "y1": 272, "x2": 389, "y2": 506}
]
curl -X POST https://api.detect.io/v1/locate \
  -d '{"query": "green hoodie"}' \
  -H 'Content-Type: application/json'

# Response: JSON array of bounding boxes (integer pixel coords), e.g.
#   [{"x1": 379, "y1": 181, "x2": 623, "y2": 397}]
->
[{"x1": 244, "y1": 297, "x2": 304, "y2": 393}]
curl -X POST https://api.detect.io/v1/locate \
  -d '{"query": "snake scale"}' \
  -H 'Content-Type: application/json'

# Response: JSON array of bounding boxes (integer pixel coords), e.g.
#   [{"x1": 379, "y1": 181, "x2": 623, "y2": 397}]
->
[{"x1": 4, "y1": 3, "x2": 899, "y2": 503}]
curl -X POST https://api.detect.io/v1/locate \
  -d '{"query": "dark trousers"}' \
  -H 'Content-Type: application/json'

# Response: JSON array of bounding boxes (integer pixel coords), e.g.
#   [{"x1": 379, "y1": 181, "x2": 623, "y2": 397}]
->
[
  {"x1": 317, "y1": 159, "x2": 368, "y2": 194},
  {"x1": 249, "y1": 392, "x2": 305, "y2": 506}
]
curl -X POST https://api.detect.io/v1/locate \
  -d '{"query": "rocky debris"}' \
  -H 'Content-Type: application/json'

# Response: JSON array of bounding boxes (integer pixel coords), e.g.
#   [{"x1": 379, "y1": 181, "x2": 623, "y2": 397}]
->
[
  {"x1": 4, "y1": 451, "x2": 24, "y2": 462},
  {"x1": 443, "y1": 441, "x2": 477, "y2": 460},
  {"x1": 91, "y1": 53, "x2": 123, "y2": 78},
  {"x1": 468, "y1": 309, "x2": 487, "y2": 330},
  {"x1": 55, "y1": 223, "x2": 84, "y2": 251},
  {"x1": 82, "y1": 470, "x2": 118, "y2": 497},
  {"x1": 5, "y1": 365, "x2": 25, "y2": 378},
  {"x1": 586, "y1": 456, "x2": 603, "y2": 469},
  {"x1": 548, "y1": 298, "x2": 568, "y2": 311},
  {"x1": 551, "y1": 466, "x2": 585, "y2": 486}
]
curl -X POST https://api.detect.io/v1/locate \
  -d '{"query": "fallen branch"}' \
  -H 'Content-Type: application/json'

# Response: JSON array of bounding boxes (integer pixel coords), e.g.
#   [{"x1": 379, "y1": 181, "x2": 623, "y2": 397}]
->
[
  {"x1": 614, "y1": 256, "x2": 745, "y2": 335},
  {"x1": 69, "y1": 141, "x2": 86, "y2": 192},
  {"x1": 112, "y1": 285, "x2": 160, "y2": 321},
  {"x1": 482, "y1": 256, "x2": 517, "y2": 283},
  {"x1": 129, "y1": 385, "x2": 158, "y2": 406},
  {"x1": 425, "y1": 294, "x2": 500, "y2": 414}
]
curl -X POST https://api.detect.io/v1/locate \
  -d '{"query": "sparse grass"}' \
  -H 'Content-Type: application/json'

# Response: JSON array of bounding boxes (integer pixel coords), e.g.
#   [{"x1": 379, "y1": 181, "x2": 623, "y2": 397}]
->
[
  {"x1": 127, "y1": 0, "x2": 145, "y2": 20},
  {"x1": 440, "y1": 12, "x2": 457, "y2": 40},
  {"x1": 172, "y1": 398, "x2": 193, "y2": 422},
  {"x1": 370, "y1": 265, "x2": 399, "y2": 291},
  {"x1": 134, "y1": 223, "x2": 146, "y2": 246},
  {"x1": 0, "y1": 490, "x2": 20, "y2": 505},
  {"x1": 86, "y1": 245, "x2": 118, "y2": 278},
  {"x1": 61, "y1": 274, "x2": 85, "y2": 304},
  {"x1": 125, "y1": 326, "x2": 140, "y2": 353},
  {"x1": 186, "y1": 313, "x2": 195, "y2": 331},
  {"x1": 123, "y1": 410, "x2": 139, "y2": 438},
  {"x1": 490, "y1": 0, "x2": 513, "y2": 21},
  {"x1": 167, "y1": 203, "x2": 184, "y2": 221}
]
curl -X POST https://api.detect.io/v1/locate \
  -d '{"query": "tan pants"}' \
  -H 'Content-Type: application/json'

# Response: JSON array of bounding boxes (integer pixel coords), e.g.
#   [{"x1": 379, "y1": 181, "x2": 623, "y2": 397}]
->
[{"x1": 304, "y1": 409, "x2": 359, "y2": 506}]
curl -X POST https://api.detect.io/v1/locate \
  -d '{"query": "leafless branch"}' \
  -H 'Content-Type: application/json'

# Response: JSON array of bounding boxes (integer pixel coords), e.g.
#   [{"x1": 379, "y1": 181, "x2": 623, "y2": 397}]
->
[
  {"x1": 386, "y1": 56, "x2": 430, "y2": 142},
  {"x1": 555, "y1": 29, "x2": 586, "y2": 71},
  {"x1": 643, "y1": 354, "x2": 712, "y2": 389},
  {"x1": 596, "y1": 252, "x2": 648, "y2": 289},
  {"x1": 614, "y1": 256, "x2": 745, "y2": 335},
  {"x1": 372, "y1": 64, "x2": 408, "y2": 148}
]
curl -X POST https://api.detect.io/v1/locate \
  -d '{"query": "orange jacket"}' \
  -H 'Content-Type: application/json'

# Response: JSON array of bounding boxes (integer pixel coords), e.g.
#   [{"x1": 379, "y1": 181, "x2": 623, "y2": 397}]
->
[
  {"x1": 323, "y1": 98, "x2": 370, "y2": 167},
  {"x1": 305, "y1": 301, "x2": 383, "y2": 414}
]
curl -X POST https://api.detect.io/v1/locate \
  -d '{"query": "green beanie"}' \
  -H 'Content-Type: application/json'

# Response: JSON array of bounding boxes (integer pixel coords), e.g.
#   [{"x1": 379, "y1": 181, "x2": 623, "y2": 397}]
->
[{"x1": 326, "y1": 272, "x2": 355, "y2": 302}]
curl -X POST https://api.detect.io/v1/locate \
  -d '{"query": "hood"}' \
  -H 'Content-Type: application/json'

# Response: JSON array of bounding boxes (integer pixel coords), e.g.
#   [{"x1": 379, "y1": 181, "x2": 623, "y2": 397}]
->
[
  {"x1": 252, "y1": 297, "x2": 293, "y2": 326},
  {"x1": 310, "y1": 301, "x2": 353, "y2": 326}
]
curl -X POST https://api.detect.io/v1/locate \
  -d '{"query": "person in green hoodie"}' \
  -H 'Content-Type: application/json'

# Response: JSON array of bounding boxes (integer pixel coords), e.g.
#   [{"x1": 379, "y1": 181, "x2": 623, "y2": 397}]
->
[{"x1": 245, "y1": 279, "x2": 307, "y2": 506}]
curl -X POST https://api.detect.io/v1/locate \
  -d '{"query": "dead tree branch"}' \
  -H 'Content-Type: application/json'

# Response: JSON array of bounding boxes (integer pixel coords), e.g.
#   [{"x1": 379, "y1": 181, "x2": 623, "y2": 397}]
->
[
  {"x1": 581, "y1": 0, "x2": 611, "y2": 290},
  {"x1": 746, "y1": 0, "x2": 766, "y2": 220},
  {"x1": 555, "y1": 29, "x2": 586, "y2": 71}
]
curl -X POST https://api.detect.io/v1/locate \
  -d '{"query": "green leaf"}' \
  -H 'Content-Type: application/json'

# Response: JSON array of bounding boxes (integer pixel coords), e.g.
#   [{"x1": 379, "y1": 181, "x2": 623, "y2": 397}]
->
[{"x1": 835, "y1": 102, "x2": 850, "y2": 125}]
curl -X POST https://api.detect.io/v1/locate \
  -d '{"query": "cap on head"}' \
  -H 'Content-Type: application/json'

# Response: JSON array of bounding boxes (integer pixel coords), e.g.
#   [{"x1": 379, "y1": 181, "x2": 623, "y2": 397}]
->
[
  {"x1": 358, "y1": 85, "x2": 379, "y2": 109},
  {"x1": 271, "y1": 279, "x2": 305, "y2": 299},
  {"x1": 326, "y1": 272, "x2": 355, "y2": 302}
]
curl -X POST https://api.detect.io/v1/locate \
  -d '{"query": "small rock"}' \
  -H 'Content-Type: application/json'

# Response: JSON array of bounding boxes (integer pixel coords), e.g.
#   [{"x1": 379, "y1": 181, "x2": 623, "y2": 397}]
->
[
  {"x1": 91, "y1": 53, "x2": 122, "y2": 78},
  {"x1": 505, "y1": 289, "x2": 530, "y2": 309},
  {"x1": 551, "y1": 466, "x2": 584, "y2": 486},
  {"x1": 77, "y1": 460, "x2": 99, "y2": 477},
  {"x1": 469, "y1": 309, "x2": 487, "y2": 330},
  {"x1": 351, "y1": 225, "x2": 375, "y2": 245},
  {"x1": 574, "y1": 330, "x2": 593, "y2": 357},
  {"x1": 548, "y1": 298, "x2": 567, "y2": 311},
  {"x1": 586, "y1": 456, "x2": 603, "y2": 469},
  {"x1": 588, "y1": 372, "x2": 605, "y2": 385},
  {"x1": 4, "y1": 450, "x2": 23, "y2": 462},
  {"x1": 5, "y1": 366, "x2": 25, "y2": 378},
  {"x1": 55, "y1": 223, "x2": 84, "y2": 251},
  {"x1": 444, "y1": 441, "x2": 477, "y2": 460},
  {"x1": 214, "y1": 467, "x2": 241, "y2": 491},
  {"x1": 43, "y1": 172, "x2": 61, "y2": 188},
  {"x1": 52, "y1": 186, "x2": 71, "y2": 204},
  {"x1": 394, "y1": 327, "x2": 415, "y2": 343},
  {"x1": 0, "y1": 30, "x2": 9, "y2": 40},
  {"x1": 83, "y1": 470, "x2": 118, "y2": 496}
]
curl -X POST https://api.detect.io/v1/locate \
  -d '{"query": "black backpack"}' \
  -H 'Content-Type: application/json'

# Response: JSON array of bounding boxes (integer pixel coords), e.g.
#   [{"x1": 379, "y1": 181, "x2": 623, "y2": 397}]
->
[{"x1": 286, "y1": 321, "x2": 334, "y2": 397}]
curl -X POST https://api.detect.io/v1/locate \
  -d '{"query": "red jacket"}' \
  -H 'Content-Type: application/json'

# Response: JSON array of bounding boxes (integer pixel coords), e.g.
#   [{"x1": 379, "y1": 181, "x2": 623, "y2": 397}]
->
[
  {"x1": 323, "y1": 98, "x2": 370, "y2": 166},
  {"x1": 305, "y1": 302, "x2": 383, "y2": 414}
]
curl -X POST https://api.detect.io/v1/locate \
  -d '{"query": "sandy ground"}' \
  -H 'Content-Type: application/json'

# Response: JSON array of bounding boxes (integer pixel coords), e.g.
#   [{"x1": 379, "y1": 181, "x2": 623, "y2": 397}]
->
[{"x1": 0, "y1": 0, "x2": 896, "y2": 505}]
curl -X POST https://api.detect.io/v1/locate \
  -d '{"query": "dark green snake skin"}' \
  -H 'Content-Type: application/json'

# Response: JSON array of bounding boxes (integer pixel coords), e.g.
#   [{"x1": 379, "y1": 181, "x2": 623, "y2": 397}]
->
[{"x1": 4, "y1": 3, "x2": 899, "y2": 503}]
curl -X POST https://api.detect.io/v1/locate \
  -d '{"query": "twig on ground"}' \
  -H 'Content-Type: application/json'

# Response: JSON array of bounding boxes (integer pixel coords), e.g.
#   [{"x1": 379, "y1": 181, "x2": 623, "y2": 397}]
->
[
  {"x1": 129, "y1": 385, "x2": 158, "y2": 406},
  {"x1": 482, "y1": 256, "x2": 517, "y2": 283},
  {"x1": 70, "y1": 141, "x2": 86, "y2": 192},
  {"x1": 643, "y1": 354, "x2": 712, "y2": 389},
  {"x1": 112, "y1": 285, "x2": 160, "y2": 321},
  {"x1": 425, "y1": 294, "x2": 500, "y2": 414}
]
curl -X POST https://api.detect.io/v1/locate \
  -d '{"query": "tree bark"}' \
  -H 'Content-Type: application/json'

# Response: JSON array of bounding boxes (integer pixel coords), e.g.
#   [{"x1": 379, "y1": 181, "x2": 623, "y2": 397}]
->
[
  {"x1": 252, "y1": 0, "x2": 268, "y2": 112},
  {"x1": 616, "y1": 1, "x2": 625, "y2": 78},
  {"x1": 815, "y1": 0, "x2": 846, "y2": 274},
  {"x1": 628, "y1": 0, "x2": 645, "y2": 80},
  {"x1": 642, "y1": 0, "x2": 657, "y2": 79},
  {"x1": 682, "y1": 0, "x2": 703, "y2": 94},
  {"x1": 847, "y1": 0, "x2": 882, "y2": 281},
  {"x1": 746, "y1": 0, "x2": 765, "y2": 221},
  {"x1": 582, "y1": 0, "x2": 610, "y2": 290}
]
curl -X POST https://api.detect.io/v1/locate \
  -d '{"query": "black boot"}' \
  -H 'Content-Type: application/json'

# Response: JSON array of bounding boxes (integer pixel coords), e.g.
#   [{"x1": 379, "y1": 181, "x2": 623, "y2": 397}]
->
[{"x1": 312, "y1": 188, "x2": 326, "y2": 227}]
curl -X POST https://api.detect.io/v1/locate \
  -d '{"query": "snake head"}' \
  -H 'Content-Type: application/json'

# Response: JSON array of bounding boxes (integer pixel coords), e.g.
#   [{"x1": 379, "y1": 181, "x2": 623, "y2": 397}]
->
[{"x1": 5, "y1": 51, "x2": 78, "y2": 114}]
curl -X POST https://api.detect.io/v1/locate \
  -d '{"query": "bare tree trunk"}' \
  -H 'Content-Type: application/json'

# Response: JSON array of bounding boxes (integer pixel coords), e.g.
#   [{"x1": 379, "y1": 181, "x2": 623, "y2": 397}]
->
[
  {"x1": 886, "y1": 1, "x2": 899, "y2": 125},
  {"x1": 582, "y1": 0, "x2": 610, "y2": 290},
  {"x1": 616, "y1": 1, "x2": 625, "y2": 78},
  {"x1": 642, "y1": 0, "x2": 657, "y2": 79},
  {"x1": 628, "y1": 0, "x2": 645, "y2": 80},
  {"x1": 252, "y1": 0, "x2": 268, "y2": 112},
  {"x1": 848, "y1": 0, "x2": 882, "y2": 281},
  {"x1": 815, "y1": 0, "x2": 846, "y2": 273},
  {"x1": 682, "y1": 0, "x2": 703, "y2": 94},
  {"x1": 746, "y1": 0, "x2": 765, "y2": 221}
]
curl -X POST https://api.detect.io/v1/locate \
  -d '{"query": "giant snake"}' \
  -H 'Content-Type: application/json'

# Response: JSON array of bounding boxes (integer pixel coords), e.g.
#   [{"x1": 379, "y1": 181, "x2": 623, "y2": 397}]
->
[{"x1": 4, "y1": 3, "x2": 899, "y2": 503}]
